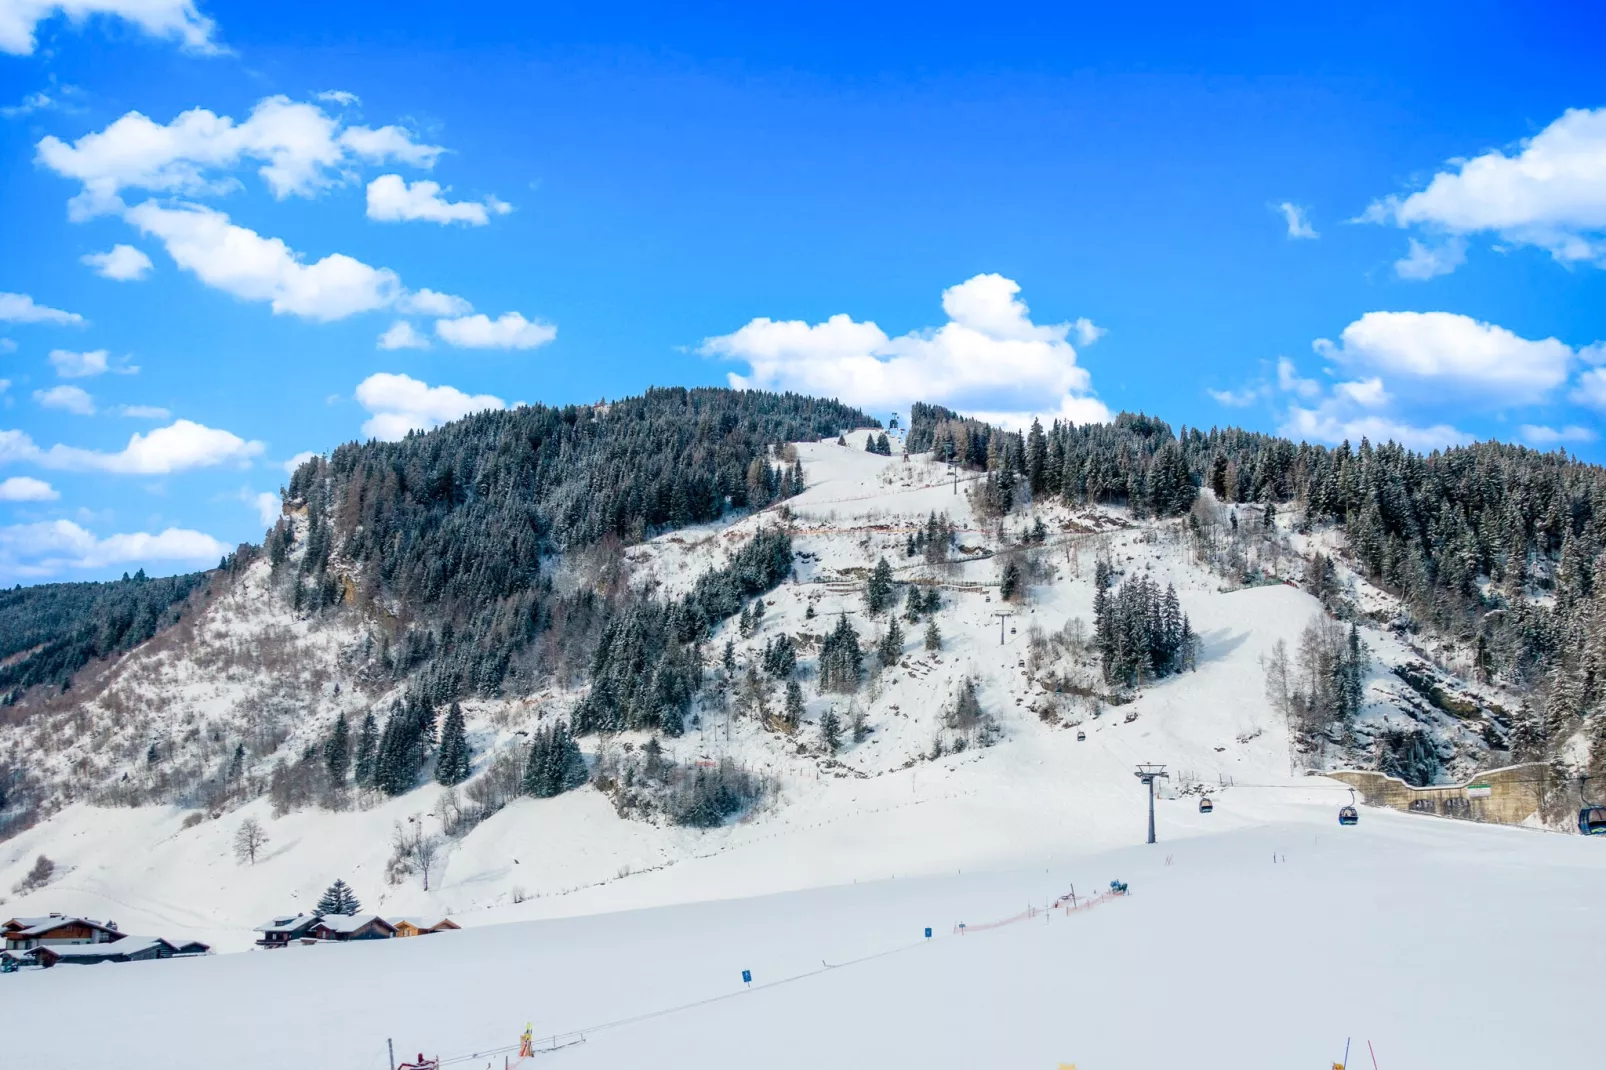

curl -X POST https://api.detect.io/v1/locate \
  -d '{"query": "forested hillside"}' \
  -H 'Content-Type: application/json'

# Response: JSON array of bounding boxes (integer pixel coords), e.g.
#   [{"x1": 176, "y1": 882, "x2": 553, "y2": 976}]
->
[
  {"x1": 262, "y1": 388, "x2": 871, "y2": 698},
  {"x1": 0, "y1": 571, "x2": 208, "y2": 703}
]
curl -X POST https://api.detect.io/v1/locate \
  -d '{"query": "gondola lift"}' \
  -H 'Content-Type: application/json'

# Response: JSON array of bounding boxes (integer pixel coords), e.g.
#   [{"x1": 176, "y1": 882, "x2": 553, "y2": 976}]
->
[
  {"x1": 1076, "y1": 728, "x2": 1086, "y2": 742},
  {"x1": 1198, "y1": 795, "x2": 1213, "y2": 814},
  {"x1": 1339, "y1": 788, "x2": 1359, "y2": 827},
  {"x1": 1578, "y1": 776, "x2": 1606, "y2": 835}
]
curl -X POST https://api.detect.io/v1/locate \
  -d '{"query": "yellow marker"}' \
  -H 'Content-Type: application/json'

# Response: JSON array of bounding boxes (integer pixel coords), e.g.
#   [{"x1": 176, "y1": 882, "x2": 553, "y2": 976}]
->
[{"x1": 1058, "y1": 1064, "x2": 1078, "y2": 1070}]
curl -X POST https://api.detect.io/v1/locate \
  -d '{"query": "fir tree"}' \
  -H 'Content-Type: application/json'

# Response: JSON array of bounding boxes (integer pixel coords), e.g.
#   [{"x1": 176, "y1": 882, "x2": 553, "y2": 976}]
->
[
  {"x1": 1000, "y1": 560, "x2": 1022, "y2": 601},
  {"x1": 783, "y1": 679, "x2": 805, "y2": 731},
  {"x1": 523, "y1": 721, "x2": 586, "y2": 798},
  {"x1": 866, "y1": 557, "x2": 895, "y2": 615},
  {"x1": 878, "y1": 617, "x2": 903, "y2": 667},
  {"x1": 818, "y1": 614, "x2": 864, "y2": 693},
  {"x1": 924, "y1": 618, "x2": 942, "y2": 652},
  {"x1": 820, "y1": 708, "x2": 842, "y2": 752},
  {"x1": 323, "y1": 715, "x2": 351, "y2": 783},
  {"x1": 435, "y1": 701, "x2": 471, "y2": 786},
  {"x1": 315, "y1": 879, "x2": 362, "y2": 915},
  {"x1": 353, "y1": 711, "x2": 377, "y2": 787},
  {"x1": 228, "y1": 743, "x2": 245, "y2": 780}
]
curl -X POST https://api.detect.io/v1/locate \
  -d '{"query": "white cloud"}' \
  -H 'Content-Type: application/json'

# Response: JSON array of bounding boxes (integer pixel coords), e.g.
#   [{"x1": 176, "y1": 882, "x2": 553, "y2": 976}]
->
[
  {"x1": 366, "y1": 174, "x2": 512, "y2": 226},
  {"x1": 48, "y1": 347, "x2": 109, "y2": 376},
  {"x1": 0, "y1": 0, "x2": 219, "y2": 56},
  {"x1": 436, "y1": 311, "x2": 556, "y2": 350},
  {"x1": 316, "y1": 90, "x2": 360, "y2": 108},
  {"x1": 1313, "y1": 311, "x2": 1573, "y2": 405},
  {"x1": 355, "y1": 372, "x2": 505, "y2": 441},
  {"x1": 0, "y1": 291, "x2": 84, "y2": 325},
  {"x1": 0, "y1": 338, "x2": 14, "y2": 353},
  {"x1": 0, "y1": 475, "x2": 57, "y2": 501},
  {"x1": 36, "y1": 94, "x2": 442, "y2": 219},
  {"x1": 251, "y1": 491, "x2": 280, "y2": 525},
  {"x1": 0, "y1": 520, "x2": 227, "y2": 578},
  {"x1": 1333, "y1": 377, "x2": 1390, "y2": 407},
  {"x1": 700, "y1": 273, "x2": 1109, "y2": 424},
  {"x1": 0, "y1": 418, "x2": 263, "y2": 473},
  {"x1": 1572, "y1": 368, "x2": 1606, "y2": 410},
  {"x1": 1207, "y1": 386, "x2": 1261, "y2": 407},
  {"x1": 378, "y1": 320, "x2": 430, "y2": 350},
  {"x1": 1276, "y1": 357, "x2": 1321, "y2": 400},
  {"x1": 1277, "y1": 202, "x2": 1319, "y2": 239},
  {"x1": 127, "y1": 201, "x2": 401, "y2": 321},
  {"x1": 1280, "y1": 406, "x2": 1470, "y2": 452},
  {"x1": 1579, "y1": 342, "x2": 1606, "y2": 365},
  {"x1": 397, "y1": 289, "x2": 472, "y2": 316},
  {"x1": 282, "y1": 450, "x2": 317, "y2": 474},
  {"x1": 1393, "y1": 236, "x2": 1466, "y2": 280},
  {"x1": 1520, "y1": 424, "x2": 1596, "y2": 446},
  {"x1": 115, "y1": 404, "x2": 170, "y2": 419},
  {"x1": 34, "y1": 384, "x2": 95, "y2": 414},
  {"x1": 1071, "y1": 317, "x2": 1105, "y2": 346},
  {"x1": 82, "y1": 243, "x2": 153, "y2": 281},
  {"x1": 1, "y1": 90, "x2": 54, "y2": 117},
  {"x1": 1364, "y1": 107, "x2": 1606, "y2": 270}
]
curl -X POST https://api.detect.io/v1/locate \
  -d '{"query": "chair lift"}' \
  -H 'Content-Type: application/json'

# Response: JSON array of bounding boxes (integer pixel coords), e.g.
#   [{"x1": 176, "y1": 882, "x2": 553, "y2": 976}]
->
[
  {"x1": 1198, "y1": 795, "x2": 1213, "y2": 814},
  {"x1": 1578, "y1": 776, "x2": 1606, "y2": 835},
  {"x1": 1339, "y1": 788, "x2": 1359, "y2": 826}
]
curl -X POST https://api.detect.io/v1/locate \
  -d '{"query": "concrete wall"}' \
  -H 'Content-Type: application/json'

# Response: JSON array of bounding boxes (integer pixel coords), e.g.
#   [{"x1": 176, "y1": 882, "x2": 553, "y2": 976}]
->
[{"x1": 1328, "y1": 763, "x2": 1552, "y2": 827}]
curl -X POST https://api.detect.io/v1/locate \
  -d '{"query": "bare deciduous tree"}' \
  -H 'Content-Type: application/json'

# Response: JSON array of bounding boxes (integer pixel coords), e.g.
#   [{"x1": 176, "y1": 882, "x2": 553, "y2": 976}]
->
[{"x1": 233, "y1": 817, "x2": 268, "y2": 865}]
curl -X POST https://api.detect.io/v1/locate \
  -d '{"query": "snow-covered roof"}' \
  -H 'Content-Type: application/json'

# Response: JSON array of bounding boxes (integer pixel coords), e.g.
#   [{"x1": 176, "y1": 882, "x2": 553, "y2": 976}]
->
[
  {"x1": 9, "y1": 916, "x2": 120, "y2": 938},
  {"x1": 389, "y1": 916, "x2": 455, "y2": 930},
  {"x1": 253, "y1": 913, "x2": 320, "y2": 933},
  {"x1": 312, "y1": 914, "x2": 393, "y2": 934},
  {"x1": 49, "y1": 937, "x2": 170, "y2": 960}
]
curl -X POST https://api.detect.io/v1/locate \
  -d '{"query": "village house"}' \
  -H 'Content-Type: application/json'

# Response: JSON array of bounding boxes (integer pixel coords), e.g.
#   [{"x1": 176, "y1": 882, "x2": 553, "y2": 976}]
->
[
  {"x1": 2, "y1": 914, "x2": 124, "y2": 950},
  {"x1": 304, "y1": 914, "x2": 398, "y2": 942},
  {"x1": 32, "y1": 936, "x2": 210, "y2": 968},
  {"x1": 253, "y1": 913, "x2": 322, "y2": 949},
  {"x1": 390, "y1": 917, "x2": 461, "y2": 938}
]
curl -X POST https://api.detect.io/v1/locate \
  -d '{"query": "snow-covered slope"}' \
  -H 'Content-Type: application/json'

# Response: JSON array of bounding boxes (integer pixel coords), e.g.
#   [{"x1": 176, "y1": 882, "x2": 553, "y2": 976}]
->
[
  {"x1": 5, "y1": 805, "x2": 1600, "y2": 1070},
  {"x1": 0, "y1": 436, "x2": 1525, "y2": 960}
]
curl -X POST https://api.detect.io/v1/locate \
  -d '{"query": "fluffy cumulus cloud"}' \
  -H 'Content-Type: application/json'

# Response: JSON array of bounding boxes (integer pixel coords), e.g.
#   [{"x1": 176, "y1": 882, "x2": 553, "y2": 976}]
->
[
  {"x1": 36, "y1": 94, "x2": 442, "y2": 219},
  {"x1": 355, "y1": 372, "x2": 505, "y2": 441},
  {"x1": 1277, "y1": 202, "x2": 1319, "y2": 240},
  {"x1": 366, "y1": 175, "x2": 512, "y2": 226},
  {"x1": 126, "y1": 201, "x2": 401, "y2": 321},
  {"x1": 0, "y1": 475, "x2": 58, "y2": 501},
  {"x1": 1364, "y1": 107, "x2": 1606, "y2": 272},
  {"x1": 0, "y1": 0, "x2": 219, "y2": 56},
  {"x1": 251, "y1": 490, "x2": 280, "y2": 525},
  {"x1": 1573, "y1": 367, "x2": 1606, "y2": 410},
  {"x1": 0, "y1": 520, "x2": 227, "y2": 579},
  {"x1": 1392, "y1": 237, "x2": 1466, "y2": 281},
  {"x1": 48, "y1": 347, "x2": 110, "y2": 376},
  {"x1": 281, "y1": 450, "x2": 317, "y2": 474},
  {"x1": 1520, "y1": 424, "x2": 1597, "y2": 446},
  {"x1": 700, "y1": 274, "x2": 1110, "y2": 428},
  {"x1": 1280, "y1": 404, "x2": 1471, "y2": 452},
  {"x1": 1313, "y1": 311, "x2": 1573, "y2": 405},
  {"x1": 435, "y1": 312, "x2": 556, "y2": 350},
  {"x1": 377, "y1": 320, "x2": 430, "y2": 350},
  {"x1": 34, "y1": 384, "x2": 95, "y2": 414},
  {"x1": 81, "y1": 243, "x2": 153, "y2": 281},
  {"x1": 0, "y1": 291, "x2": 83, "y2": 325},
  {"x1": 397, "y1": 289, "x2": 472, "y2": 316},
  {"x1": 0, "y1": 418, "x2": 262, "y2": 473}
]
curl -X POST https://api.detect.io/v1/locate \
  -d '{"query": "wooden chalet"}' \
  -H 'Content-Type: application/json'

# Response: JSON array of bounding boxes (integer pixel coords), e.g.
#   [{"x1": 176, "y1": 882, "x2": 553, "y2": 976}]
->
[
  {"x1": 34, "y1": 936, "x2": 211, "y2": 967},
  {"x1": 253, "y1": 913, "x2": 322, "y2": 949},
  {"x1": 390, "y1": 917, "x2": 460, "y2": 938},
  {"x1": 2, "y1": 914, "x2": 124, "y2": 950},
  {"x1": 305, "y1": 914, "x2": 398, "y2": 942}
]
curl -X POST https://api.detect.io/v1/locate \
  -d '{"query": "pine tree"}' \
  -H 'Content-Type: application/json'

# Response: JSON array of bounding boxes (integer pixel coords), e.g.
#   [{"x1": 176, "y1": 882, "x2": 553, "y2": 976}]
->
[
  {"x1": 435, "y1": 702, "x2": 471, "y2": 785},
  {"x1": 878, "y1": 617, "x2": 903, "y2": 667},
  {"x1": 818, "y1": 614, "x2": 864, "y2": 693},
  {"x1": 353, "y1": 711, "x2": 377, "y2": 787},
  {"x1": 323, "y1": 715, "x2": 351, "y2": 783},
  {"x1": 924, "y1": 618, "x2": 941, "y2": 652},
  {"x1": 866, "y1": 557, "x2": 894, "y2": 615},
  {"x1": 783, "y1": 679, "x2": 805, "y2": 731},
  {"x1": 228, "y1": 743, "x2": 245, "y2": 780},
  {"x1": 315, "y1": 879, "x2": 362, "y2": 915},
  {"x1": 1000, "y1": 560, "x2": 1022, "y2": 601},
  {"x1": 820, "y1": 708, "x2": 842, "y2": 752},
  {"x1": 523, "y1": 721, "x2": 586, "y2": 798},
  {"x1": 904, "y1": 585, "x2": 924, "y2": 622}
]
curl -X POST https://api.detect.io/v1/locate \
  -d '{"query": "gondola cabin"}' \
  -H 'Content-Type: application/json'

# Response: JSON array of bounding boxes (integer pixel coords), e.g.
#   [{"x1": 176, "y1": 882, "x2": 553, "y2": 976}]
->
[
  {"x1": 1198, "y1": 796, "x2": 1213, "y2": 814},
  {"x1": 1338, "y1": 806, "x2": 1359, "y2": 826},
  {"x1": 1076, "y1": 729, "x2": 1086, "y2": 742},
  {"x1": 1578, "y1": 806, "x2": 1606, "y2": 835}
]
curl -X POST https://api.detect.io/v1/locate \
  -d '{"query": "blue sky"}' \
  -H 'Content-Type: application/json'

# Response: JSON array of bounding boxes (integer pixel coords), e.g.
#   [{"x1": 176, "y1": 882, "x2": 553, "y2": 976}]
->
[{"x1": 1, "y1": 1, "x2": 1603, "y2": 583}]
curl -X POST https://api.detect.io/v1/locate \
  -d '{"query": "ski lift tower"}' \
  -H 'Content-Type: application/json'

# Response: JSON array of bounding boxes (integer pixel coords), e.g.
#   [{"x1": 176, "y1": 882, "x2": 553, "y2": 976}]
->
[{"x1": 1134, "y1": 763, "x2": 1169, "y2": 845}]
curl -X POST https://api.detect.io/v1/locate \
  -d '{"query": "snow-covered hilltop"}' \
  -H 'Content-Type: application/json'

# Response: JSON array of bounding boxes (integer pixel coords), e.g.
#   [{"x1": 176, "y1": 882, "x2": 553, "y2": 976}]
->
[{"x1": 0, "y1": 420, "x2": 1547, "y2": 954}]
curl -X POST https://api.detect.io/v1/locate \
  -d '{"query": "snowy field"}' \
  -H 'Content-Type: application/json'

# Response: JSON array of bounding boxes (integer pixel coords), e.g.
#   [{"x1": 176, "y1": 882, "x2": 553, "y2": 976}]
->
[{"x1": 5, "y1": 800, "x2": 1600, "y2": 1070}]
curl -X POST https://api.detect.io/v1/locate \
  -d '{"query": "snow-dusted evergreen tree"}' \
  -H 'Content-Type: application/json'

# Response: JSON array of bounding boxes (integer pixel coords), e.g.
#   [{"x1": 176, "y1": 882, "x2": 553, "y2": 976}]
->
[
  {"x1": 323, "y1": 715, "x2": 351, "y2": 783},
  {"x1": 435, "y1": 702, "x2": 470, "y2": 786},
  {"x1": 924, "y1": 618, "x2": 942, "y2": 652},
  {"x1": 820, "y1": 708, "x2": 842, "y2": 752},
  {"x1": 315, "y1": 879, "x2": 362, "y2": 915},
  {"x1": 865, "y1": 558, "x2": 895, "y2": 615},
  {"x1": 523, "y1": 721, "x2": 586, "y2": 798},
  {"x1": 818, "y1": 615, "x2": 864, "y2": 693},
  {"x1": 353, "y1": 711, "x2": 377, "y2": 788},
  {"x1": 761, "y1": 634, "x2": 797, "y2": 678},
  {"x1": 878, "y1": 617, "x2": 903, "y2": 668},
  {"x1": 783, "y1": 679, "x2": 805, "y2": 731}
]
